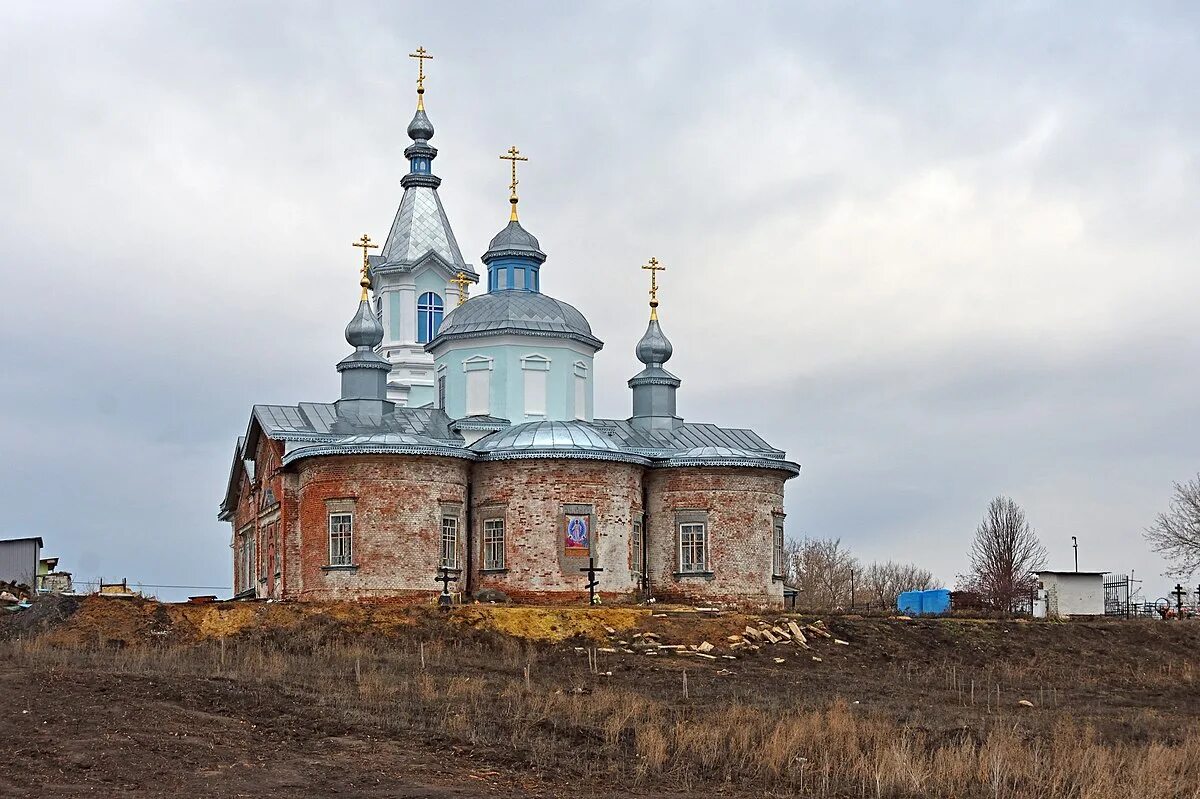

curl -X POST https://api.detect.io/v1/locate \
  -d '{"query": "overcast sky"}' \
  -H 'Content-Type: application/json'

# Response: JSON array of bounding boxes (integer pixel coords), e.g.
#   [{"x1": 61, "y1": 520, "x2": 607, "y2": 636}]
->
[{"x1": 2, "y1": 2, "x2": 1197, "y2": 602}]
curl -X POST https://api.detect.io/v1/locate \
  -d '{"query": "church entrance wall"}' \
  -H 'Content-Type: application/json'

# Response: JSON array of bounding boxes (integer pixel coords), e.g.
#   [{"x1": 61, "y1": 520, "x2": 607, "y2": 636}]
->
[
  {"x1": 644, "y1": 467, "x2": 787, "y2": 608},
  {"x1": 292, "y1": 454, "x2": 471, "y2": 601},
  {"x1": 470, "y1": 459, "x2": 643, "y2": 603}
]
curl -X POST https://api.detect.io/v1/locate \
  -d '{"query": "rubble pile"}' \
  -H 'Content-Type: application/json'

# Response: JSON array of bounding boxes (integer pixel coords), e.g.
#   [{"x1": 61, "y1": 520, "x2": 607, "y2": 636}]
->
[
  {"x1": 0, "y1": 581, "x2": 32, "y2": 609},
  {"x1": 579, "y1": 616, "x2": 850, "y2": 665}
]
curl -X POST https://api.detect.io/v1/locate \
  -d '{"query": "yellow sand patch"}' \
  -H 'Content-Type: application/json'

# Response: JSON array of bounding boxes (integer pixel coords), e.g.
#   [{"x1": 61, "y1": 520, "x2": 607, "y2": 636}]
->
[
  {"x1": 165, "y1": 599, "x2": 264, "y2": 638},
  {"x1": 451, "y1": 606, "x2": 647, "y2": 642}
]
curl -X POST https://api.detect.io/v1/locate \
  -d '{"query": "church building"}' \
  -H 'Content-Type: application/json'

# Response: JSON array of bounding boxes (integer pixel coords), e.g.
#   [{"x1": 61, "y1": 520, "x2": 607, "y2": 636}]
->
[{"x1": 218, "y1": 50, "x2": 800, "y2": 606}]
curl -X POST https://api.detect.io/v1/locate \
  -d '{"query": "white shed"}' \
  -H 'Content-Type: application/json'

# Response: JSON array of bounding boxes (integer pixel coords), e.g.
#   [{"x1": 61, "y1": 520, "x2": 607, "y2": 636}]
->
[{"x1": 1033, "y1": 571, "x2": 1106, "y2": 618}]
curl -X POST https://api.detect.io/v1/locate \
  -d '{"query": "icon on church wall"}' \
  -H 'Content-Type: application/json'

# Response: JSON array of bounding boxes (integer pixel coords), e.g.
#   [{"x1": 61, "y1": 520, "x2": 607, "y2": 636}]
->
[{"x1": 565, "y1": 515, "x2": 590, "y2": 553}]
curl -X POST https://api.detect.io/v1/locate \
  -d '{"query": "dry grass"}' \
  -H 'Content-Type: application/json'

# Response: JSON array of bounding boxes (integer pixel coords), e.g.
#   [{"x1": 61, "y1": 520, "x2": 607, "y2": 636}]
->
[{"x1": 7, "y1": 633, "x2": 1200, "y2": 799}]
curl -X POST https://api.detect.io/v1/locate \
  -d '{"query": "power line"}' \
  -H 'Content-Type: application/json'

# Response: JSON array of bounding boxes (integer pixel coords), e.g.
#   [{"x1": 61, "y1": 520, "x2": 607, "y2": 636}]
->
[{"x1": 76, "y1": 581, "x2": 228, "y2": 591}]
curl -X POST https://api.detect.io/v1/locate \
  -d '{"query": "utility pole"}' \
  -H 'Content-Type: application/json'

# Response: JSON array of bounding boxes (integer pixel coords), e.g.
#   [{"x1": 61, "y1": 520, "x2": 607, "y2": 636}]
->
[{"x1": 1071, "y1": 536, "x2": 1078, "y2": 572}]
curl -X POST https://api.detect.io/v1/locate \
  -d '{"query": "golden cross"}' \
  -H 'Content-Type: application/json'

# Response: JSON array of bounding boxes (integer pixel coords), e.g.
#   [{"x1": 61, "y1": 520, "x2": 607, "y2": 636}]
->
[
  {"x1": 409, "y1": 46, "x2": 433, "y2": 108},
  {"x1": 499, "y1": 145, "x2": 528, "y2": 221},
  {"x1": 450, "y1": 271, "x2": 472, "y2": 306},
  {"x1": 352, "y1": 233, "x2": 379, "y2": 300},
  {"x1": 642, "y1": 256, "x2": 666, "y2": 320}
]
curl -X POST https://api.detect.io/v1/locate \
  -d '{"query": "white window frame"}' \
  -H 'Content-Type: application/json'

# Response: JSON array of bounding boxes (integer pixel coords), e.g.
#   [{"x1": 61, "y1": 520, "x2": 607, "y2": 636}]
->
[
  {"x1": 631, "y1": 517, "x2": 644, "y2": 577},
  {"x1": 329, "y1": 512, "x2": 354, "y2": 566},
  {"x1": 772, "y1": 522, "x2": 785, "y2": 578},
  {"x1": 678, "y1": 522, "x2": 707, "y2": 574},
  {"x1": 521, "y1": 354, "x2": 550, "y2": 418},
  {"x1": 573, "y1": 361, "x2": 588, "y2": 420},
  {"x1": 463, "y1": 356, "x2": 493, "y2": 417},
  {"x1": 440, "y1": 516, "x2": 459, "y2": 569},
  {"x1": 483, "y1": 518, "x2": 505, "y2": 570}
]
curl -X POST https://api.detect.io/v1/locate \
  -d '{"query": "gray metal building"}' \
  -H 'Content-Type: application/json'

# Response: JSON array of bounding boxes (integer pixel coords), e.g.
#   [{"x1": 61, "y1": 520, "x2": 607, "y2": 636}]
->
[{"x1": 0, "y1": 537, "x2": 42, "y2": 587}]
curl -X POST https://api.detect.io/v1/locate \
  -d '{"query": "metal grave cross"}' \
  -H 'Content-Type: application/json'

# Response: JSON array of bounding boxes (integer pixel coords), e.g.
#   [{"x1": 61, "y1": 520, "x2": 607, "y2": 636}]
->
[
  {"x1": 435, "y1": 566, "x2": 460, "y2": 608},
  {"x1": 579, "y1": 557, "x2": 604, "y2": 606},
  {"x1": 1172, "y1": 583, "x2": 1187, "y2": 615}
]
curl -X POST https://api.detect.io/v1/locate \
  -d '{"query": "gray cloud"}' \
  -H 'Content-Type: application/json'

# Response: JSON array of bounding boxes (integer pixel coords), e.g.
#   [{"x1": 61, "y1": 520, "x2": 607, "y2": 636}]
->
[{"x1": 2, "y1": 2, "x2": 1197, "y2": 601}]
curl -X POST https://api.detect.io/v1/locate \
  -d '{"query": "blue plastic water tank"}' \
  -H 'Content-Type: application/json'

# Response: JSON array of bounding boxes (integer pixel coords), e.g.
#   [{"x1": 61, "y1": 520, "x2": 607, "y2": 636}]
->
[
  {"x1": 897, "y1": 591, "x2": 924, "y2": 615},
  {"x1": 920, "y1": 588, "x2": 951, "y2": 615}
]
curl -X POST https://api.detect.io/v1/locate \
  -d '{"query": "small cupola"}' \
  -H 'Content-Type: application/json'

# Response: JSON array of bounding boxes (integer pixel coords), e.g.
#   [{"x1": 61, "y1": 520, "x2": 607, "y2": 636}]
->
[
  {"x1": 335, "y1": 242, "x2": 395, "y2": 420},
  {"x1": 484, "y1": 145, "x2": 547, "y2": 292},
  {"x1": 628, "y1": 257, "x2": 682, "y2": 432}
]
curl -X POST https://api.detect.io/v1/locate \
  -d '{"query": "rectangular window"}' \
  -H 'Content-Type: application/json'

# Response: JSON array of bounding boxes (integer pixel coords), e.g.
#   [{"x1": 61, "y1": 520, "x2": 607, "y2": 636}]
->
[
  {"x1": 329, "y1": 513, "x2": 353, "y2": 566},
  {"x1": 515, "y1": 267, "x2": 526, "y2": 290},
  {"x1": 773, "y1": 523, "x2": 785, "y2": 578},
  {"x1": 466, "y1": 370, "x2": 490, "y2": 416},
  {"x1": 437, "y1": 375, "x2": 446, "y2": 409},
  {"x1": 524, "y1": 368, "x2": 546, "y2": 416},
  {"x1": 679, "y1": 522, "x2": 707, "y2": 573},
  {"x1": 440, "y1": 517, "x2": 458, "y2": 569},
  {"x1": 483, "y1": 518, "x2": 505, "y2": 570},
  {"x1": 631, "y1": 517, "x2": 644, "y2": 577},
  {"x1": 574, "y1": 375, "x2": 586, "y2": 420}
]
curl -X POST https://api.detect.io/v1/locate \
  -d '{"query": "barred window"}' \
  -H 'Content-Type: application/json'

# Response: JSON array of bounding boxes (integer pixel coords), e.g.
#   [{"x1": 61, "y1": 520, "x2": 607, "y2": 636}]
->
[
  {"x1": 679, "y1": 522, "x2": 707, "y2": 573},
  {"x1": 483, "y1": 518, "x2": 505, "y2": 570},
  {"x1": 328, "y1": 513, "x2": 353, "y2": 566},
  {"x1": 631, "y1": 518, "x2": 644, "y2": 576},
  {"x1": 440, "y1": 517, "x2": 458, "y2": 569}
]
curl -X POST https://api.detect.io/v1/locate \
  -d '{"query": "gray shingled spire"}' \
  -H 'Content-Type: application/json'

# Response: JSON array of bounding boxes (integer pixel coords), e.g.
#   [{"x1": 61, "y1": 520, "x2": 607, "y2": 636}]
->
[
  {"x1": 372, "y1": 96, "x2": 475, "y2": 278},
  {"x1": 628, "y1": 316, "x2": 682, "y2": 432},
  {"x1": 336, "y1": 291, "x2": 394, "y2": 420}
]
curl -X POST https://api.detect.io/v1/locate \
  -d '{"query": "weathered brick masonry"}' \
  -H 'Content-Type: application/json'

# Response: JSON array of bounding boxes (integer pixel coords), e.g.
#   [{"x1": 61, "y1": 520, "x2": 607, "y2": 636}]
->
[
  {"x1": 230, "y1": 451, "x2": 788, "y2": 607},
  {"x1": 470, "y1": 458, "x2": 643, "y2": 602},
  {"x1": 645, "y1": 466, "x2": 788, "y2": 606},
  {"x1": 292, "y1": 455, "x2": 470, "y2": 601}
]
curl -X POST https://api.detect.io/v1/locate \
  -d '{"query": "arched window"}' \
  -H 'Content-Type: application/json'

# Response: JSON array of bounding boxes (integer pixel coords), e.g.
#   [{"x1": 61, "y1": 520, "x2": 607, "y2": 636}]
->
[{"x1": 417, "y1": 292, "x2": 444, "y2": 343}]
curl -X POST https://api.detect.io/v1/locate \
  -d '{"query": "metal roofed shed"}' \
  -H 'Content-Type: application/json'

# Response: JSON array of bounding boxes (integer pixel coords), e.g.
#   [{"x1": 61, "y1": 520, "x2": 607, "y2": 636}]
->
[{"x1": 0, "y1": 537, "x2": 43, "y2": 588}]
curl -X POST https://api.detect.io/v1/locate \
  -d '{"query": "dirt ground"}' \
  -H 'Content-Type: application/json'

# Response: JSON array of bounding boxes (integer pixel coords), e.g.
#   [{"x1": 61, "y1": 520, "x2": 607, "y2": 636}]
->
[
  {"x1": 0, "y1": 666, "x2": 569, "y2": 799},
  {"x1": 3, "y1": 597, "x2": 1199, "y2": 798}
]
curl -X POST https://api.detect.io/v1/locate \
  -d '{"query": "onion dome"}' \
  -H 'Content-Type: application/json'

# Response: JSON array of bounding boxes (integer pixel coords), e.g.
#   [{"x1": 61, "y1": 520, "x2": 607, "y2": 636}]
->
[
  {"x1": 407, "y1": 108, "x2": 434, "y2": 142},
  {"x1": 635, "y1": 319, "x2": 673, "y2": 367},
  {"x1": 345, "y1": 297, "x2": 384, "y2": 349}
]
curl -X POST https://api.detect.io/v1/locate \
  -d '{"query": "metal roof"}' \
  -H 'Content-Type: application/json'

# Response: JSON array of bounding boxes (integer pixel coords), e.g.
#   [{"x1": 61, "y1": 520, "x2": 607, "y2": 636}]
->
[
  {"x1": 0, "y1": 537, "x2": 44, "y2": 548},
  {"x1": 482, "y1": 220, "x2": 546, "y2": 263},
  {"x1": 589, "y1": 419, "x2": 782, "y2": 455},
  {"x1": 252, "y1": 403, "x2": 456, "y2": 441},
  {"x1": 282, "y1": 432, "x2": 474, "y2": 467},
  {"x1": 428, "y1": 290, "x2": 602, "y2": 349},
  {"x1": 471, "y1": 421, "x2": 649, "y2": 465},
  {"x1": 378, "y1": 186, "x2": 475, "y2": 276}
]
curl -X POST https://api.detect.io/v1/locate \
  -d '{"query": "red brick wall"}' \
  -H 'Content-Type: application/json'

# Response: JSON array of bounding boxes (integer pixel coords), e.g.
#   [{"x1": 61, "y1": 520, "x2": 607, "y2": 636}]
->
[
  {"x1": 229, "y1": 436, "x2": 287, "y2": 599},
  {"x1": 644, "y1": 467, "x2": 789, "y2": 608},
  {"x1": 470, "y1": 459, "x2": 644, "y2": 603},
  {"x1": 291, "y1": 455, "x2": 471, "y2": 601}
]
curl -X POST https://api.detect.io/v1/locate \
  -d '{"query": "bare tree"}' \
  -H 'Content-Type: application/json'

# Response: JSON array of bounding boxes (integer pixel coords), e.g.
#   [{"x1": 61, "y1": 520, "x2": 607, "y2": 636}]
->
[
  {"x1": 861, "y1": 561, "x2": 941, "y2": 609},
  {"x1": 783, "y1": 536, "x2": 859, "y2": 611},
  {"x1": 965, "y1": 496, "x2": 1047, "y2": 612},
  {"x1": 1145, "y1": 475, "x2": 1200, "y2": 576}
]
